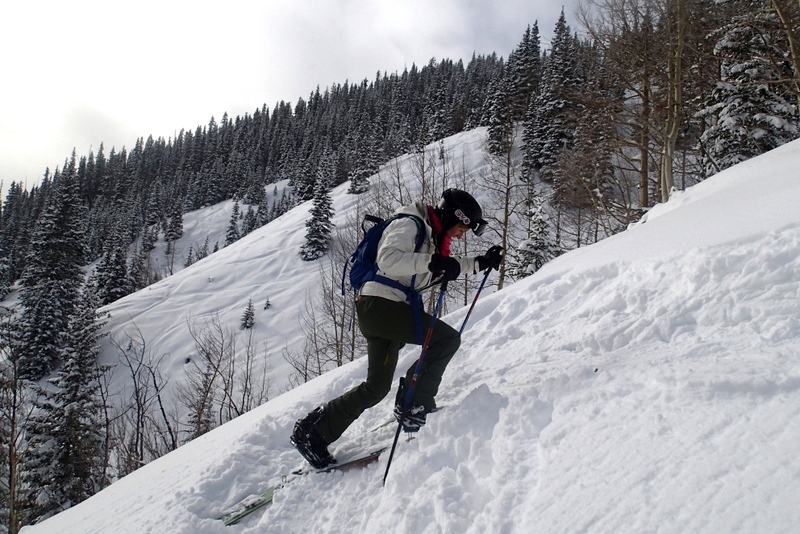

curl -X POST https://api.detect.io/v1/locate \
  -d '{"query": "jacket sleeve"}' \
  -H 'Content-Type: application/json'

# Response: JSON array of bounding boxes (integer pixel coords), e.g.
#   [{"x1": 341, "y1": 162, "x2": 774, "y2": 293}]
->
[
  {"x1": 376, "y1": 216, "x2": 480, "y2": 277},
  {"x1": 375, "y1": 217, "x2": 432, "y2": 276},
  {"x1": 458, "y1": 255, "x2": 479, "y2": 275}
]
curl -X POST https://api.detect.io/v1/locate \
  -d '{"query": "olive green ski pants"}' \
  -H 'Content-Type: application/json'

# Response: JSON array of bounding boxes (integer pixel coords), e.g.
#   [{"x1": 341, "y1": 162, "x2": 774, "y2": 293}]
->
[{"x1": 315, "y1": 295, "x2": 460, "y2": 444}]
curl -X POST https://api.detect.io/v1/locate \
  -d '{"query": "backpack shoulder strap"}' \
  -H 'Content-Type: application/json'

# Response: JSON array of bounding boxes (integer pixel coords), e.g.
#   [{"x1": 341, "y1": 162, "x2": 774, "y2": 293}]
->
[
  {"x1": 371, "y1": 212, "x2": 427, "y2": 295},
  {"x1": 373, "y1": 212, "x2": 428, "y2": 344}
]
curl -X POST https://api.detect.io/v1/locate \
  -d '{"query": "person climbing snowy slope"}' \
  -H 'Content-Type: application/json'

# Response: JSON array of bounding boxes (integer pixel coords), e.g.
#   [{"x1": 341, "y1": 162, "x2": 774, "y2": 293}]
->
[{"x1": 291, "y1": 188, "x2": 503, "y2": 468}]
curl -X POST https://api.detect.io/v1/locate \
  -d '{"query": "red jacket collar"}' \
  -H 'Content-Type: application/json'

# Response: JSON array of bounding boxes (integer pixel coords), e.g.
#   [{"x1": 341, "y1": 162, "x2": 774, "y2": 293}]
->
[{"x1": 427, "y1": 205, "x2": 452, "y2": 257}]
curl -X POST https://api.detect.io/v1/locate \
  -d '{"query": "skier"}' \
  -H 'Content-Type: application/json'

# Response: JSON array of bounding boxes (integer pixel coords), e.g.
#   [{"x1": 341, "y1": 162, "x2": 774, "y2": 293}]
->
[{"x1": 291, "y1": 188, "x2": 503, "y2": 468}]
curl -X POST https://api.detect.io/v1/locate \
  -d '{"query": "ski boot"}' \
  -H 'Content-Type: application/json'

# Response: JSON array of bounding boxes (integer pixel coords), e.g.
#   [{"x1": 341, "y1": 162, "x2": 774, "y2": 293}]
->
[
  {"x1": 290, "y1": 406, "x2": 336, "y2": 469},
  {"x1": 393, "y1": 377, "x2": 431, "y2": 433}
]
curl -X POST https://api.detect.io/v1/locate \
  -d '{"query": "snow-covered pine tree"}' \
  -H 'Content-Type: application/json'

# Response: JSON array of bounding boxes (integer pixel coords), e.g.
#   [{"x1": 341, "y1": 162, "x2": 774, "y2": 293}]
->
[
  {"x1": 242, "y1": 169, "x2": 266, "y2": 206},
  {"x1": 140, "y1": 224, "x2": 157, "y2": 253},
  {"x1": 198, "y1": 236, "x2": 210, "y2": 260},
  {"x1": 509, "y1": 193, "x2": 560, "y2": 279},
  {"x1": 0, "y1": 315, "x2": 34, "y2": 533},
  {"x1": 184, "y1": 245, "x2": 195, "y2": 268},
  {"x1": 165, "y1": 201, "x2": 184, "y2": 243},
  {"x1": 490, "y1": 22, "x2": 542, "y2": 152},
  {"x1": 294, "y1": 139, "x2": 317, "y2": 201},
  {"x1": 0, "y1": 242, "x2": 11, "y2": 302},
  {"x1": 510, "y1": 23, "x2": 542, "y2": 120},
  {"x1": 486, "y1": 75, "x2": 516, "y2": 157},
  {"x1": 424, "y1": 72, "x2": 452, "y2": 142},
  {"x1": 697, "y1": 2, "x2": 800, "y2": 175},
  {"x1": 144, "y1": 185, "x2": 163, "y2": 229},
  {"x1": 225, "y1": 201, "x2": 241, "y2": 246},
  {"x1": 257, "y1": 186, "x2": 276, "y2": 227},
  {"x1": 300, "y1": 167, "x2": 335, "y2": 261},
  {"x1": 22, "y1": 284, "x2": 106, "y2": 519},
  {"x1": 242, "y1": 205, "x2": 258, "y2": 236},
  {"x1": 18, "y1": 153, "x2": 88, "y2": 380},
  {"x1": 94, "y1": 233, "x2": 131, "y2": 306},
  {"x1": 385, "y1": 83, "x2": 413, "y2": 157},
  {"x1": 348, "y1": 112, "x2": 376, "y2": 195},
  {"x1": 240, "y1": 299, "x2": 255, "y2": 330},
  {"x1": 0, "y1": 182, "x2": 28, "y2": 301},
  {"x1": 522, "y1": 10, "x2": 581, "y2": 186}
]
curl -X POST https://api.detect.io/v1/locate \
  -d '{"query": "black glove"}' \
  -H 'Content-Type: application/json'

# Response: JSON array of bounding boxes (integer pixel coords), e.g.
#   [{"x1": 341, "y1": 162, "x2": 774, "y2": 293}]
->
[
  {"x1": 428, "y1": 254, "x2": 461, "y2": 281},
  {"x1": 477, "y1": 245, "x2": 504, "y2": 272}
]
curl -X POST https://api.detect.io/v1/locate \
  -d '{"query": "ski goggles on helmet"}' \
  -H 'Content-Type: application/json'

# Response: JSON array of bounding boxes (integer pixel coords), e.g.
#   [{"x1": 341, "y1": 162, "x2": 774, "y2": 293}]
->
[
  {"x1": 471, "y1": 218, "x2": 488, "y2": 237},
  {"x1": 453, "y1": 207, "x2": 488, "y2": 236}
]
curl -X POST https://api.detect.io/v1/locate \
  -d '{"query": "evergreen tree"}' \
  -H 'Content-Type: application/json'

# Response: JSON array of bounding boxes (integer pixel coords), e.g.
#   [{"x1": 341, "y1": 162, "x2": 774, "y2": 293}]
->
[
  {"x1": 144, "y1": 186, "x2": 163, "y2": 228},
  {"x1": 0, "y1": 241, "x2": 11, "y2": 302},
  {"x1": 184, "y1": 245, "x2": 195, "y2": 268},
  {"x1": 510, "y1": 23, "x2": 542, "y2": 119},
  {"x1": 140, "y1": 224, "x2": 157, "y2": 254},
  {"x1": 0, "y1": 182, "x2": 31, "y2": 299},
  {"x1": 698, "y1": 2, "x2": 800, "y2": 174},
  {"x1": 165, "y1": 202, "x2": 184, "y2": 243},
  {"x1": 299, "y1": 171, "x2": 335, "y2": 261},
  {"x1": 240, "y1": 298, "x2": 255, "y2": 330},
  {"x1": 224, "y1": 201, "x2": 241, "y2": 246},
  {"x1": 23, "y1": 284, "x2": 106, "y2": 519},
  {"x1": 94, "y1": 232, "x2": 131, "y2": 306},
  {"x1": 347, "y1": 113, "x2": 377, "y2": 194},
  {"x1": 509, "y1": 193, "x2": 560, "y2": 279},
  {"x1": 127, "y1": 244, "x2": 153, "y2": 292},
  {"x1": 18, "y1": 154, "x2": 88, "y2": 380},
  {"x1": 487, "y1": 75, "x2": 516, "y2": 157},
  {"x1": 0, "y1": 315, "x2": 32, "y2": 533},
  {"x1": 198, "y1": 236, "x2": 210, "y2": 260},
  {"x1": 258, "y1": 186, "x2": 276, "y2": 227},
  {"x1": 490, "y1": 21, "x2": 542, "y2": 155},
  {"x1": 242, "y1": 205, "x2": 258, "y2": 236},
  {"x1": 523, "y1": 10, "x2": 581, "y2": 186}
]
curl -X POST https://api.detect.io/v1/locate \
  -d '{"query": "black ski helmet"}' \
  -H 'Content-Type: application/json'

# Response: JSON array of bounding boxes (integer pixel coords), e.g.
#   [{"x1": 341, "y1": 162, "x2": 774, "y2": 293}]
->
[{"x1": 437, "y1": 188, "x2": 488, "y2": 236}]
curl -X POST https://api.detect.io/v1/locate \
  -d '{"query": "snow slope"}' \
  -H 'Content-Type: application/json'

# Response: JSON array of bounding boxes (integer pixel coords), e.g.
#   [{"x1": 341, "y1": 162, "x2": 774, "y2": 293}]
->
[
  {"x1": 22, "y1": 135, "x2": 800, "y2": 533},
  {"x1": 96, "y1": 129, "x2": 493, "y2": 404}
]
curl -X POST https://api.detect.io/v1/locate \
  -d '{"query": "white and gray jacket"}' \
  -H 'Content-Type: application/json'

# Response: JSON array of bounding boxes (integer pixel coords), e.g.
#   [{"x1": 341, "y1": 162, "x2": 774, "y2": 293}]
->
[{"x1": 360, "y1": 201, "x2": 479, "y2": 303}]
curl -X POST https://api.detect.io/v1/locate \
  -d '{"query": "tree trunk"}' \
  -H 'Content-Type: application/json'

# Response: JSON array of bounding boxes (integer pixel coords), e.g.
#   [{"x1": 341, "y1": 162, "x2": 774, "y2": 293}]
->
[{"x1": 660, "y1": 0, "x2": 687, "y2": 202}]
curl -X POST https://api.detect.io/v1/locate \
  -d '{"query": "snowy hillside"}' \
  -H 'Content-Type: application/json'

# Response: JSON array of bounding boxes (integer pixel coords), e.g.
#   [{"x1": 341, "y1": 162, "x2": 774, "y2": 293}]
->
[
  {"x1": 96, "y1": 129, "x2": 494, "y2": 407},
  {"x1": 22, "y1": 135, "x2": 800, "y2": 533}
]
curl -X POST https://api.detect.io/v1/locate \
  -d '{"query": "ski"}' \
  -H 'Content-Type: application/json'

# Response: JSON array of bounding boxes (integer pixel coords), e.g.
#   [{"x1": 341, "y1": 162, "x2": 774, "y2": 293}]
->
[
  {"x1": 218, "y1": 447, "x2": 386, "y2": 526},
  {"x1": 219, "y1": 486, "x2": 279, "y2": 526},
  {"x1": 292, "y1": 446, "x2": 386, "y2": 476}
]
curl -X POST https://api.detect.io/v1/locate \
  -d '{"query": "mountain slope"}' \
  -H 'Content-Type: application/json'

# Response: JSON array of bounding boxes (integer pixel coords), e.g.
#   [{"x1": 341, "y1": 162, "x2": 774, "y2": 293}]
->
[
  {"x1": 22, "y1": 135, "x2": 800, "y2": 534},
  {"x1": 97, "y1": 129, "x2": 492, "y2": 406}
]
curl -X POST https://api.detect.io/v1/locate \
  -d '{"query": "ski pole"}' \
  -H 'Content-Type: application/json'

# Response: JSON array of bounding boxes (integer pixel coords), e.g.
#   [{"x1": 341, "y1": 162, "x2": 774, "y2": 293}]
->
[
  {"x1": 382, "y1": 281, "x2": 448, "y2": 486},
  {"x1": 414, "y1": 275, "x2": 446, "y2": 293},
  {"x1": 459, "y1": 267, "x2": 491, "y2": 335}
]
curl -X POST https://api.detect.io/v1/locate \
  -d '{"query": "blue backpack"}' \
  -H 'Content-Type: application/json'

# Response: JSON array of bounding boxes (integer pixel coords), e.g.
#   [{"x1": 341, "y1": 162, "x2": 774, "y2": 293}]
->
[{"x1": 341, "y1": 213, "x2": 426, "y2": 298}]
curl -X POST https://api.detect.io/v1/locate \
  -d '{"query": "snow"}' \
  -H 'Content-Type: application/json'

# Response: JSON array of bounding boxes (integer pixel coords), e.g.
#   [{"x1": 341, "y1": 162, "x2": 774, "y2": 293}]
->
[
  {"x1": 21, "y1": 131, "x2": 800, "y2": 533},
  {"x1": 95, "y1": 130, "x2": 493, "y2": 405}
]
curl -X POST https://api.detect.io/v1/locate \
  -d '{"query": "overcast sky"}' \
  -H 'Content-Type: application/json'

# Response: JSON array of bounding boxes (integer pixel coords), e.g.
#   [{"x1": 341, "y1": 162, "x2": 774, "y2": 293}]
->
[{"x1": 0, "y1": 1, "x2": 578, "y2": 196}]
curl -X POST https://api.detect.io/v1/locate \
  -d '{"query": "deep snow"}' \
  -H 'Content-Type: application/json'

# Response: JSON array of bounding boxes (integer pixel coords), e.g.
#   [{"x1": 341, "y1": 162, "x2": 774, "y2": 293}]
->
[{"x1": 21, "y1": 130, "x2": 800, "y2": 533}]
